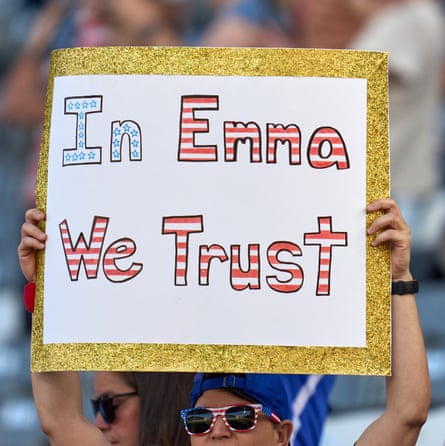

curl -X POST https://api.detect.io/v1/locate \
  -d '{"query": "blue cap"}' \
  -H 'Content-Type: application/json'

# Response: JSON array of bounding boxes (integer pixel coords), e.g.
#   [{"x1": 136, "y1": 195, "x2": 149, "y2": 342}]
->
[{"x1": 190, "y1": 373, "x2": 292, "y2": 422}]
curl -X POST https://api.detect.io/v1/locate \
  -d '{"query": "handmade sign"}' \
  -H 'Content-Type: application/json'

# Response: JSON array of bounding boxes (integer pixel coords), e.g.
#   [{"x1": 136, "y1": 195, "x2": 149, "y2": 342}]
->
[{"x1": 32, "y1": 47, "x2": 389, "y2": 374}]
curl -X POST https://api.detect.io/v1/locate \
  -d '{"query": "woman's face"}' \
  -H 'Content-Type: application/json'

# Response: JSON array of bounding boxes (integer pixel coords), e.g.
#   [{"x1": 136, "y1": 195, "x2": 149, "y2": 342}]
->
[
  {"x1": 189, "y1": 389, "x2": 291, "y2": 446},
  {"x1": 93, "y1": 372, "x2": 140, "y2": 446}
]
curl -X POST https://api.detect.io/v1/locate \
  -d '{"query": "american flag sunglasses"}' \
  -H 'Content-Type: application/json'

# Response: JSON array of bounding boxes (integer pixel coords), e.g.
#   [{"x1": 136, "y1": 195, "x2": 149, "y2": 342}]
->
[{"x1": 180, "y1": 403, "x2": 281, "y2": 436}]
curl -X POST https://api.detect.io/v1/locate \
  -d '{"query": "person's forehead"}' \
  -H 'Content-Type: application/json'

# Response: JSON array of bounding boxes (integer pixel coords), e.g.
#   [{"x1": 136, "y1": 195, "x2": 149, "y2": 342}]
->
[
  {"x1": 94, "y1": 372, "x2": 132, "y2": 394},
  {"x1": 195, "y1": 388, "x2": 254, "y2": 407}
]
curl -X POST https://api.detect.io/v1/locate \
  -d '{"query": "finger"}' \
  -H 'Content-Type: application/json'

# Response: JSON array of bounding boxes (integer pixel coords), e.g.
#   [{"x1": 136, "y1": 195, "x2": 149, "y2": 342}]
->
[
  {"x1": 367, "y1": 198, "x2": 398, "y2": 212},
  {"x1": 367, "y1": 199, "x2": 407, "y2": 233},
  {"x1": 24, "y1": 208, "x2": 46, "y2": 224},
  {"x1": 368, "y1": 211, "x2": 408, "y2": 236},
  {"x1": 18, "y1": 233, "x2": 47, "y2": 252},
  {"x1": 370, "y1": 227, "x2": 410, "y2": 248},
  {"x1": 20, "y1": 221, "x2": 48, "y2": 244}
]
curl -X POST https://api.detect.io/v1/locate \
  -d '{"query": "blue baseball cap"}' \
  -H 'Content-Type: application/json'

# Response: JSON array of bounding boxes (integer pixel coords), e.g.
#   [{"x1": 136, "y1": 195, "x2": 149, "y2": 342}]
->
[{"x1": 190, "y1": 373, "x2": 292, "y2": 422}]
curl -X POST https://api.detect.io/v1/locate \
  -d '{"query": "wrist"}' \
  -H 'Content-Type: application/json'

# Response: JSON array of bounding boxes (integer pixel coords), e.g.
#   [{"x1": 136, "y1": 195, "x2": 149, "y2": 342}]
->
[{"x1": 391, "y1": 271, "x2": 413, "y2": 282}]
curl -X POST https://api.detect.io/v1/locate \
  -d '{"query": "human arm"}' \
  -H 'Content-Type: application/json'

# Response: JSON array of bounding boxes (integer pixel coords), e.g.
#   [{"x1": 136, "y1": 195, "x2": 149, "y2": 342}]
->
[
  {"x1": 31, "y1": 372, "x2": 109, "y2": 446},
  {"x1": 0, "y1": 1, "x2": 67, "y2": 126},
  {"x1": 355, "y1": 198, "x2": 430, "y2": 445},
  {"x1": 19, "y1": 209, "x2": 109, "y2": 446}
]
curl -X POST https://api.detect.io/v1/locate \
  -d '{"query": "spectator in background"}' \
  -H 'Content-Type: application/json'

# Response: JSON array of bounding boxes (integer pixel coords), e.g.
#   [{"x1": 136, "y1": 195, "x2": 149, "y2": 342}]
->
[
  {"x1": 0, "y1": 0, "x2": 113, "y2": 210},
  {"x1": 287, "y1": 0, "x2": 445, "y2": 279},
  {"x1": 92, "y1": 372, "x2": 140, "y2": 446},
  {"x1": 0, "y1": 0, "x2": 43, "y2": 74},
  {"x1": 92, "y1": 371, "x2": 194, "y2": 446},
  {"x1": 198, "y1": 0, "x2": 290, "y2": 47},
  {"x1": 105, "y1": 0, "x2": 181, "y2": 46},
  {"x1": 435, "y1": 23, "x2": 445, "y2": 277},
  {"x1": 0, "y1": 0, "x2": 185, "y2": 208},
  {"x1": 0, "y1": 0, "x2": 75, "y2": 337},
  {"x1": 350, "y1": 0, "x2": 445, "y2": 278}
]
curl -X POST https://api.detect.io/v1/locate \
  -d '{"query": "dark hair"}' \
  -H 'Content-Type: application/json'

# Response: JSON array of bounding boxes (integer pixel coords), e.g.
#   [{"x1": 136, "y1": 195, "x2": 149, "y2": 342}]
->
[
  {"x1": 119, "y1": 371, "x2": 138, "y2": 390},
  {"x1": 128, "y1": 371, "x2": 194, "y2": 446}
]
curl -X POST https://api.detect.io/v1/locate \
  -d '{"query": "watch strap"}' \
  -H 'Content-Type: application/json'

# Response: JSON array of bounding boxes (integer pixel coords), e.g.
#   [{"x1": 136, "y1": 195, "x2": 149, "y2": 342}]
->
[{"x1": 391, "y1": 280, "x2": 419, "y2": 295}]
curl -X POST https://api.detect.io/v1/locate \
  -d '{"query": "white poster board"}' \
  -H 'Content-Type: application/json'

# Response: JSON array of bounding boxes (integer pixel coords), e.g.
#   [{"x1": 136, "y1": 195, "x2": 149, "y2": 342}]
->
[{"x1": 32, "y1": 47, "x2": 390, "y2": 374}]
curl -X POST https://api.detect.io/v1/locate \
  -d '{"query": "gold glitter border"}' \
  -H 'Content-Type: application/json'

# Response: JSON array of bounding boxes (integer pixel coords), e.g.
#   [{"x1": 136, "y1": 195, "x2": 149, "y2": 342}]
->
[{"x1": 32, "y1": 47, "x2": 390, "y2": 375}]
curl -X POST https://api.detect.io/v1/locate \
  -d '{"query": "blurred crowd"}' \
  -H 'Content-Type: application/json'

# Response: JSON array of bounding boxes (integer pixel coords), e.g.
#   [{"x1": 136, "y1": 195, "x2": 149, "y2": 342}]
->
[
  {"x1": 0, "y1": 1, "x2": 444, "y2": 444},
  {"x1": 0, "y1": 0, "x2": 445, "y2": 352},
  {"x1": 0, "y1": 0, "x2": 445, "y2": 338}
]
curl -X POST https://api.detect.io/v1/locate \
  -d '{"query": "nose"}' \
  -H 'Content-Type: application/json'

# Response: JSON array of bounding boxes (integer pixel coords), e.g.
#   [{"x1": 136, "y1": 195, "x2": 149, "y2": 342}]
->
[
  {"x1": 94, "y1": 412, "x2": 110, "y2": 431},
  {"x1": 209, "y1": 415, "x2": 231, "y2": 439}
]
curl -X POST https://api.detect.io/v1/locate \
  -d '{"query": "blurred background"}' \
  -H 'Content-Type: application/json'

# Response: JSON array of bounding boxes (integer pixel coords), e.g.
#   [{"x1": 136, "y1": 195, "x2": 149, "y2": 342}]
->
[{"x1": 0, "y1": 0, "x2": 444, "y2": 444}]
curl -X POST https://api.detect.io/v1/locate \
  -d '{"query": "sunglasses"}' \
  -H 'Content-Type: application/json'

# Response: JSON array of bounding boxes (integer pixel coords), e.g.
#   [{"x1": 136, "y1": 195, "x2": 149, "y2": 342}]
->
[
  {"x1": 180, "y1": 403, "x2": 280, "y2": 436},
  {"x1": 91, "y1": 391, "x2": 137, "y2": 424}
]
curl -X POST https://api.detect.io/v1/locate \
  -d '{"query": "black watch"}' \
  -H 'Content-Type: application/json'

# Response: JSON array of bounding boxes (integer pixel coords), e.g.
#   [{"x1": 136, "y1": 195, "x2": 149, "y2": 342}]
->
[{"x1": 391, "y1": 280, "x2": 419, "y2": 295}]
